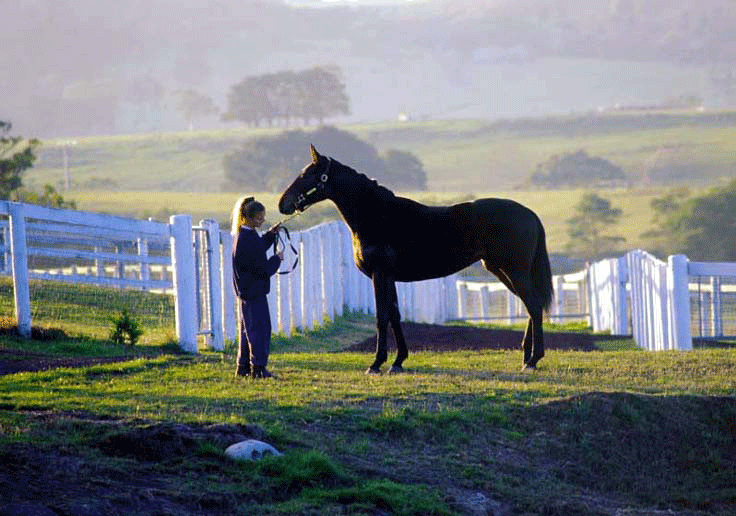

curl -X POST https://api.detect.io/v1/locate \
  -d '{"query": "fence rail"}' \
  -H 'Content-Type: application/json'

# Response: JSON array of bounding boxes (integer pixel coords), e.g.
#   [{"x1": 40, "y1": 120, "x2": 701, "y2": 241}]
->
[{"x1": 2, "y1": 202, "x2": 735, "y2": 353}]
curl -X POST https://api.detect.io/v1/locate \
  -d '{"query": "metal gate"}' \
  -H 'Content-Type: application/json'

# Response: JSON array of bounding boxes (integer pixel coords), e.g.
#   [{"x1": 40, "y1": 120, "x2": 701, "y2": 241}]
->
[{"x1": 192, "y1": 219, "x2": 228, "y2": 351}]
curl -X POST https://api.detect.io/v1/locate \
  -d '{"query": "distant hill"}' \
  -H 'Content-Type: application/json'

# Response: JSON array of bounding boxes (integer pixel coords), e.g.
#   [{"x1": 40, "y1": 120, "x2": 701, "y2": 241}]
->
[
  {"x1": 27, "y1": 111, "x2": 736, "y2": 194},
  {"x1": 3, "y1": 0, "x2": 735, "y2": 137}
]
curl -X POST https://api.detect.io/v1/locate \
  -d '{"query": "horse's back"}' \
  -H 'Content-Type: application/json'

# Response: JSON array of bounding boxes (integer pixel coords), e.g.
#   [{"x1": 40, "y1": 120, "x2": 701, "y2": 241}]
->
[{"x1": 447, "y1": 198, "x2": 541, "y2": 232}]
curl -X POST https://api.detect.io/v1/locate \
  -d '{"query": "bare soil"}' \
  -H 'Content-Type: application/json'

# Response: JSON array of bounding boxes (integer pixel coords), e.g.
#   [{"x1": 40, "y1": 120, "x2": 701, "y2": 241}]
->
[
  {"x1": 0, "y1": 323, "x2": 611, "y2": 377},
  {"x1": 344, "y1": 321, "x2": 615, "y2": 353}
]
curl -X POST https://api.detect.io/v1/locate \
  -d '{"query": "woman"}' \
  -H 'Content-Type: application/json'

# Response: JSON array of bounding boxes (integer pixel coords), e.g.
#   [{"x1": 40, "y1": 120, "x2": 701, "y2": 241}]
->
[{"x1": 231, "y1": 196, "x2": 283, "y2": 378}]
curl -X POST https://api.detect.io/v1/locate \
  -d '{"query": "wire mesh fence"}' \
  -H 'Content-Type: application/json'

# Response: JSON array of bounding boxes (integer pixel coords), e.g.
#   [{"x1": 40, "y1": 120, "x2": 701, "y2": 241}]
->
[
  {"x1": 24, "y1": 278, "x2": 175, "y2": 342},
  {"x1": 689, "y1": 275, "x2": 736, "y2": 340},
  {"x1": 455, "y1": 276, "x2": 591, "y2": 326},
  {"x1": 0, "y1": 210, "x2": 177, "y2": 344}
]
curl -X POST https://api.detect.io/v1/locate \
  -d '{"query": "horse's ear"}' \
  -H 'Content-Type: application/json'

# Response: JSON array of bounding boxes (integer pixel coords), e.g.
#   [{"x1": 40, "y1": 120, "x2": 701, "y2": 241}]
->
[{"x1": 310, "y1": 144, "x2": 320, "y2": 164}]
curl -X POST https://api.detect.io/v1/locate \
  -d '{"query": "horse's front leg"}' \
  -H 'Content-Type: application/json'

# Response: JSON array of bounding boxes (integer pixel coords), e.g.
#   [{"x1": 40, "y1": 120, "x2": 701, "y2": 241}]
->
[
  {"x1": 388, "y1": 281, "x2": 408, "y2": 374},
  {"x1": 367, "y1": 271, "x2": 391, "y2": 374}
]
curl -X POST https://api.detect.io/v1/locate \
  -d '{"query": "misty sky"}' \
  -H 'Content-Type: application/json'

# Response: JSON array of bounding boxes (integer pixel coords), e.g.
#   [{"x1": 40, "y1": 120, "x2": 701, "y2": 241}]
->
[{"x1": 3, "y1": 0, "x2": 733, "y2": 137}]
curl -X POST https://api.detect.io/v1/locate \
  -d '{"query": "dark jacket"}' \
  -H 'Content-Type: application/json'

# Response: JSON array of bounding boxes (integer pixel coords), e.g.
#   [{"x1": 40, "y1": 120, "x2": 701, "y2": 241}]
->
[{"x1": 232, "y1": 226, "x2": 281, "y2": 301}]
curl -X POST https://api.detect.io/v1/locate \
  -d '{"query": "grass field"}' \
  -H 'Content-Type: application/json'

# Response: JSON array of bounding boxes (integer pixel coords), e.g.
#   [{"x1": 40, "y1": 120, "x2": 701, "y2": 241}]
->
[
  {"x1": 30, "y1": 111, "x2": 736, "y2": 194},
  {"x1": 27, "y1": 111, "x2": 734, "y2": 257},
  {"x1": 1, "y1": 280, "x2": 735, "y2": 515}
]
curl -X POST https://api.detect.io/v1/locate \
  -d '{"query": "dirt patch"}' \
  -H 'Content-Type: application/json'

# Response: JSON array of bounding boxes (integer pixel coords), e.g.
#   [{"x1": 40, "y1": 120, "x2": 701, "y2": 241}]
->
[
  {"x1": 0, "y1": 349, "x2": 139, "y2": 376},
  {"x1": 343, "y1": 321, "x2": 617, "y2": 353},
  {"x1": 0, "y1": 323, "x2": 613, "y2": 377},
  {"x1": 0, "y1": 417, "x2": 268, "y2": 516}
]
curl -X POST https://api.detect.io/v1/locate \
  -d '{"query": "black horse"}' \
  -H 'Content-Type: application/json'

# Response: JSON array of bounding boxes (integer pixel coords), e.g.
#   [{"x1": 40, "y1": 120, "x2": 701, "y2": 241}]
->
[{"x1": 279, "y1": 145, "x2": 554, "y2": 373}]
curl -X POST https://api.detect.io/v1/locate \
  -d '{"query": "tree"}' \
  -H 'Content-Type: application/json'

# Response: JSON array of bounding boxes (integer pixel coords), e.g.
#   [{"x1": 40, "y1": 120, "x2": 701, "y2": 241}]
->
[
  {"x1": 566, "y1": 192, "x2": 625, "y2": 258},
  {"x1": 223, "y1": 126, "x2": 424, "y2": 193},
  {"x1": 12, "y1": 184, "x2": 76, "y2": 209},
  {"x1": 1, "y1": 121, "x2": 74, "y2": 208},
  {"x1": 530, "y1": 150, "x2": 625, "y2": 188},
  {"x1": 0, "y1": 121, "x2": 39, "y2": 199},
  {"x1": 175, "y1": 90, "x2": 219, "y2": 131},
  {"x1": 647, "y1": 180, "x2": 736, "y2": 261},
  {"x1": 298, "y1": 66, "x2": 350, "y2": 125},
  {"x1": 640, "y1": 187, "x2": 691, "y2": 256},
  {"x1": 223, "y1": 67, "x2": 350, "y2": 128},
  {"x1": 382, "y1": 149, "x2": 427, "y2": 190},
  {"x1": 223, "y1": 75, "x2": 275, "y2": 127}
]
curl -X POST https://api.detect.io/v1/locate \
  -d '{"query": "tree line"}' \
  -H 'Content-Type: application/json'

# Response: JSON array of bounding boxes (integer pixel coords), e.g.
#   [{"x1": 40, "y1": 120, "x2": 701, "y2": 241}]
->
[
  {"x1": 528, "y1": 150, "x2": 626, "y2": 188},
  {"x1": 222, "y1": 126, "x2": 426, "y2": 193},
  {"x1": 221, "y1": 66, "x2": 349, "y2": 129},
  {"x1": 565, "y1": 181, "x2": 736, "y2": 262},
  {"x1": 0, "y1": 121, "x2": 75, "y2": 208}
]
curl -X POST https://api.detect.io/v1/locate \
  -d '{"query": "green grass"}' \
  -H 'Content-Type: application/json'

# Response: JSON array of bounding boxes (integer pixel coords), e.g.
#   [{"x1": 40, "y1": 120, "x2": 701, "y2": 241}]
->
[{"x1": 1, "y1": 299, "x2": 735, "y2": 514}]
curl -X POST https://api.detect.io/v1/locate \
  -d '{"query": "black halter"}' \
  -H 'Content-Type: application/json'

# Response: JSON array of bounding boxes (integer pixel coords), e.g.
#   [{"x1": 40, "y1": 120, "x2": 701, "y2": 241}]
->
[{"x1": 294, "y1": 158, "x2": 332, "y2": 212}]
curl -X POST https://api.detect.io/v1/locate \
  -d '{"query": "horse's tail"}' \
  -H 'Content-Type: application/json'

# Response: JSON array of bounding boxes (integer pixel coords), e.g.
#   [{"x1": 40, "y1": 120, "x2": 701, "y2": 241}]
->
[{"x1": 533, "y1": 219, "x2": 554, "y2": 312}]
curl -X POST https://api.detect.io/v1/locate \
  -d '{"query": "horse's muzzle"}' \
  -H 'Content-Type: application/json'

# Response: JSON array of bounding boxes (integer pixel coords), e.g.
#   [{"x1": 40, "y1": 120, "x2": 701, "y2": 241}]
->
[{"x1": 278, "y1": 196, "x2": 296, "y2": 215}]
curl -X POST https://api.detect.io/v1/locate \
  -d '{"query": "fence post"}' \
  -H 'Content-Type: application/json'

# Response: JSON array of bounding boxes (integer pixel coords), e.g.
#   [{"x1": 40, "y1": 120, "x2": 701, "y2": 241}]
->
[
  {"x1": 478, "y1": 285, "x2": 489, "y2": 322},
  {"x1": 711, "y1": 276, "x2": 722, "y2": 338},
  {"x1": 552, "y1": 275, "x2": 564, "y2": 323},
  {"x1": 289, "y1": 231, "x2": 302, "y2": 333},
  {"x1": 170, "y1": 214, "x2": 198, "y2": 353},
  {"x1": 8, "y1": 202, "x2": 31, "y2": 338},
  {"x1": 668, "y1": 254, "x2": 693, "y2": 351},
  {"x1": 2, "y1": 225, "x2": 10, "y2": 274},
  {"x1": 202, "y1": 219, "x2": 224, "y2": 351},
  {"x1": 444, "y1": 275, "x2": 458, "y2": 321},
  {"x1": 220, "y1": 230, "x2": 237, "y2": 343},
  {"x1": 137, "y1": 236, "x2": 150, "y2": 288},
  {"x1": 614, "y1": 256, "x2": 629, "y2": 335},
  {"x1": 506, "y1": 287, "x2": 517, "y2": 326},
  {"x1": 275, "y1": 268, "x2": 288, "y2": 335},
  {"x1": 321, "y1": 224, "x2": 335, "y2": 321},
  {"x1": 456, "y1": 281, "x2": 467, "y2": 320},
  {"x1": 300, "y1": 230, "x2": 314, "y2": 329}
]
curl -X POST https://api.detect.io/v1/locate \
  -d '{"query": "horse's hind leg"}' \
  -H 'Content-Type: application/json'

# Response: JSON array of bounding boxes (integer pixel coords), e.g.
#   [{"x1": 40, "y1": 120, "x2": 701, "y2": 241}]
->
[
  {"x1": 484, "y1": 264, "x2": 518, "y2": 296},
  {"x1": 497, "y1": 268, "x2": 545, "y2": 370},
  {"x1": 521, "y1": 306, "x2": 544, "y2": 370}
]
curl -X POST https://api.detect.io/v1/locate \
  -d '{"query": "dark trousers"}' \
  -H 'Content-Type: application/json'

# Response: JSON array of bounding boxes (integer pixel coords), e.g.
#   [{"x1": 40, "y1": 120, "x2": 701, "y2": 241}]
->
[{"x1": 238, "y1": 297, "x2": 271, "y2": 367}]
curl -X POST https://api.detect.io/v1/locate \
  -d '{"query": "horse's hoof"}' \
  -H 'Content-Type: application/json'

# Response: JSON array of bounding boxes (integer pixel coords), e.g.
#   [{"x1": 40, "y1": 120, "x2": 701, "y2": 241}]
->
[
  {"x1": 388, "y1": 365, "x2": 404, "y2": 374},
  {"x1": 521, "y1": 364, "x2": 537, "y2": 373},
  {"x1": 365, "y1": 366, "x2": 382, "y2": 375}
]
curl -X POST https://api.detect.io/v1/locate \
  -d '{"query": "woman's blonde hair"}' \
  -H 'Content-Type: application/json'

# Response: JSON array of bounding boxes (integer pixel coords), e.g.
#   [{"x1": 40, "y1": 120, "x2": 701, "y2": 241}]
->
[{"x1": 230, "y1": 196, "x2": 264, "y2": 234}]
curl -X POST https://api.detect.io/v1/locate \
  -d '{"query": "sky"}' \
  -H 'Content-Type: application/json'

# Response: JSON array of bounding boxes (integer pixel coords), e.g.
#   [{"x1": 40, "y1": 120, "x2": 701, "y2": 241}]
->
[{"x1": 285, "y1": 0, "x2": 429, "y2": 5}]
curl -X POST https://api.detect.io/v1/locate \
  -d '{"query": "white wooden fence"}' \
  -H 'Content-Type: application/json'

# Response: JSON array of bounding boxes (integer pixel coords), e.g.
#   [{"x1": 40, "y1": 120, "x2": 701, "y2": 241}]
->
[
  {"x1": 457, "y1": 249, "x2": 736, "y2": 351},
  {"x1": 0, "y1": 203, "x2": 457, "y2": 353},
  {"x1": 3, "y1": 202, "x2": 735, "y2": 354},
  {"x1": 0, "y1": 202, "x2": 223, "y2": 353},
  {"x1": 265, "y1": 221, "x2": 459, "y2": 336}
]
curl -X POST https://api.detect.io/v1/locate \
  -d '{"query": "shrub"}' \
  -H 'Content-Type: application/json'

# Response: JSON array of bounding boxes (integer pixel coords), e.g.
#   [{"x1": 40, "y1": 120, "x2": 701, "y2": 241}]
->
[{"x1": 109, "y1": 309, "x2": 143, "y2": 346}]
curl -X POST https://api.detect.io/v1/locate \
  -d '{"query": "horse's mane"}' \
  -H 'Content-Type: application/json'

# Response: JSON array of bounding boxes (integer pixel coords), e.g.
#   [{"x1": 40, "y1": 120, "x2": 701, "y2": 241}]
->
[{"x1": 334, "y1": 159, "x2": 396, "y2": 203}]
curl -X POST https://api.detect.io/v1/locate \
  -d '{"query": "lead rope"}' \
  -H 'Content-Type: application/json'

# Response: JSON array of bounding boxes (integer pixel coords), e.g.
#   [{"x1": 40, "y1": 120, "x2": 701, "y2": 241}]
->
[
  {"x1": 273, "y1": 210, "x2": 303, "y2": 275},
  {"x1": 274, "y1": 226, "x2": 299, "y2": 275}
]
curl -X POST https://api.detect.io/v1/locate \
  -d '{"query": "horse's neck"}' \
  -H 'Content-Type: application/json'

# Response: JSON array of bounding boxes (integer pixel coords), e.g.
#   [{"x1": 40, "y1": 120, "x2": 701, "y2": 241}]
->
[{"x1": 329, "y1": 169, "x2": 384, "y2": 236}]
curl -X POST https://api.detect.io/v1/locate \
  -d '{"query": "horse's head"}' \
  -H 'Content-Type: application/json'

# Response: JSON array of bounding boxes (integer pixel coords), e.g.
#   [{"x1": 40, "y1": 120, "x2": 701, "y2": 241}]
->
[{"x1": 278, "y1": 144, "x2": 333, "y2": 215}]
